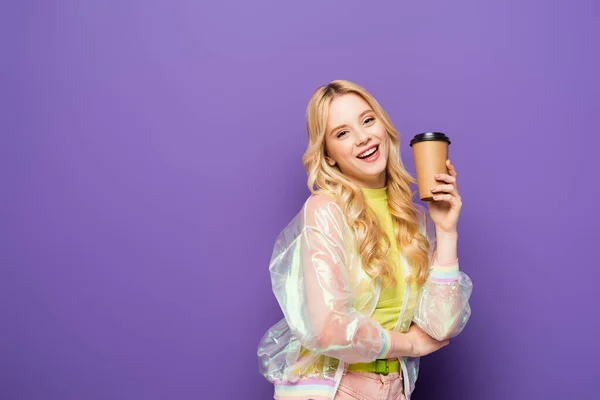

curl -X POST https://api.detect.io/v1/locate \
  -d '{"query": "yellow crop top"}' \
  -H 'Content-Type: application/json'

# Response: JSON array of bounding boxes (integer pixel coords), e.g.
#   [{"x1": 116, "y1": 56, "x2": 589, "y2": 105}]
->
[{"x1": 360, "y1": 186, "x2": 420, "y2": 331}]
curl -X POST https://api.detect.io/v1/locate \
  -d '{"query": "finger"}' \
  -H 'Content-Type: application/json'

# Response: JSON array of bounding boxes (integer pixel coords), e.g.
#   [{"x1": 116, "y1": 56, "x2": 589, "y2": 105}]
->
[
  {"x1": 432, "y1": 193, "x2": 462, "y2": 206},
  {"x1": 431, "y1": 340, "x2": 450, "y2": 353},
  {"x1": 439, "y1": 340, "x2": 450, "y2": 348},
  {"x1": 431, "y1": 184, "x2": 455, "y2": 194},
  {"x1": 434, "y1": 173, "x2": 456, "y2": 184},
  {"x1": 446, "y1": 159, "x2": 458, "y2": 177}
]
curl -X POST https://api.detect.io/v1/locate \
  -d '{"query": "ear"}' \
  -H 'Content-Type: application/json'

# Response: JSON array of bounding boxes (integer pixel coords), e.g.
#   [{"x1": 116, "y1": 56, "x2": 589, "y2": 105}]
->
[{"x1": 325, "y1": 154, "x2": 336, "y2": 167}]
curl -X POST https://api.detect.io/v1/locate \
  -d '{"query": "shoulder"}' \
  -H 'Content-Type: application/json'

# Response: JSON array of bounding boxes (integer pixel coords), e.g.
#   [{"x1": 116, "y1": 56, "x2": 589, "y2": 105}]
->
[
  {"x1": 304, "y1": 193, "x2": 339, "y2": 212},
  {"x1": 413, "y1": 202, "x2": 428, "y2": 224},
  {"x1": 302, "y1": 193, "x2": 347, "y2": 231},
  {"x1": 412, "y1": 202, "x2": 435, "y2": 240}
]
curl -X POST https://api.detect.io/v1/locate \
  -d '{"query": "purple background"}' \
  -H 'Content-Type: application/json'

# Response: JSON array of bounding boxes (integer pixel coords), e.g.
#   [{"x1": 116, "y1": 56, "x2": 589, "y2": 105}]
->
[{"x1": 2, "y1": 0, "x2": 598, "y2": 399}]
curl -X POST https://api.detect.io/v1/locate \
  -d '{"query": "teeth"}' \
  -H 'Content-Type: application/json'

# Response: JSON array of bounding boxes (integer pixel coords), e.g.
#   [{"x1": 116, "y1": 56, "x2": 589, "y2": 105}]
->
[{"x1": 358, "y1": 146, "x2": 377, "y2": 158}]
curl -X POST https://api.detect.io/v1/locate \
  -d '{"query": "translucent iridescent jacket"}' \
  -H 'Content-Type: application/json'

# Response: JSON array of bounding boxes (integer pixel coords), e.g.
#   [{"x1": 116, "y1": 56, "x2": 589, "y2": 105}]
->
[{"x1": 257, "y1": 194, "x2": 473, "y2": 399}]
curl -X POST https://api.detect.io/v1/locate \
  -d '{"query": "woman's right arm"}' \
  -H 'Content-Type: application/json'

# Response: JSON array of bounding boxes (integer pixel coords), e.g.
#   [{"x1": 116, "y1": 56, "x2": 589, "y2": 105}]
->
[{"x1": 269, "y1": 195, "x2": 392, "y2": 364}]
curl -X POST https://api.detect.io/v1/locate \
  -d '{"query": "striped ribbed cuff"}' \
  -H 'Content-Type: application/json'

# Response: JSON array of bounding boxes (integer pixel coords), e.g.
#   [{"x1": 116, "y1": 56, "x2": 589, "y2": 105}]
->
[
  {"x1": 430, "y1": 256, "x2": 460, "y2": 282},
  {"x1": 376, "y1": 329, "x2": 393, "y2": 359}
]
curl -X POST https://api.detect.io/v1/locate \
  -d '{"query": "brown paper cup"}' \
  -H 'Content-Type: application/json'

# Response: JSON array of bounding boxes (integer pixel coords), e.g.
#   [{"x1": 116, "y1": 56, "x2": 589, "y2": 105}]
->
[{"x1": 409, "y1": 132, "x2": 451, "y2": 202}]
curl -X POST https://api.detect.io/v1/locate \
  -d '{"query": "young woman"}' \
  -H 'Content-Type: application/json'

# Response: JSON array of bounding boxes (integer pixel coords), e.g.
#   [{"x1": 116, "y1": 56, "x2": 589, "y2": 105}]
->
[{"x1": 257, "y1": 80, "x2": 472, "y2": 400}]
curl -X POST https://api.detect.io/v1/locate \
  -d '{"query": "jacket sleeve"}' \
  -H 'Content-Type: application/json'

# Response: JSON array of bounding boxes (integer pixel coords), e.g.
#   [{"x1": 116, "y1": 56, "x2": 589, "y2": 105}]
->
[
  {"x1": 412, "y1": 204, "x2": 473, "y2": 341},
  {"x1": 269, "y1": 195, "x2": 392, "y2": 364}
]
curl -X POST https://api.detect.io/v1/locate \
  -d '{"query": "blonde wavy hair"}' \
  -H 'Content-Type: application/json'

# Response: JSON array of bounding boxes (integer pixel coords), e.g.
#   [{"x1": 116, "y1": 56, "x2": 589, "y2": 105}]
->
[{"x1": 302, "y1": 79, "x2": 430, "y2": 286}]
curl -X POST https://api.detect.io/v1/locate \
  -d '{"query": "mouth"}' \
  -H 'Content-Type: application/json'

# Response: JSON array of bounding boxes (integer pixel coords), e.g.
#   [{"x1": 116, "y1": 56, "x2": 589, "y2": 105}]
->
[{"x1": 356, "y1": 145, "x2": 380, "y2": 160}]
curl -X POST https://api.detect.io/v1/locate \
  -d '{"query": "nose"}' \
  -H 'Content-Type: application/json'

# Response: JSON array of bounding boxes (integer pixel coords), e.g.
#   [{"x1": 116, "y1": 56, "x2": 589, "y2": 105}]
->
[{"x1": 354, "y1": 129, "x2": 371, "y2": 147}]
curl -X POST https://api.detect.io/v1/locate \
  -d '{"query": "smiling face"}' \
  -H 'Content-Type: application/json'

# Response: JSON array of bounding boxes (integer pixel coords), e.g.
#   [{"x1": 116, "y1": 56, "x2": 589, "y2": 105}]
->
[{"x1": 324, "y1": 93, "x2": 390, "y2": 189}]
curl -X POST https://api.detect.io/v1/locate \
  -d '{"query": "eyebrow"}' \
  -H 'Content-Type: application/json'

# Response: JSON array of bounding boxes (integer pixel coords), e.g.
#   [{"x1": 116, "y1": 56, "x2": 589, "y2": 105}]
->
[{"x1": 329, "y1": 109, "x2": 374, "y2": 136}]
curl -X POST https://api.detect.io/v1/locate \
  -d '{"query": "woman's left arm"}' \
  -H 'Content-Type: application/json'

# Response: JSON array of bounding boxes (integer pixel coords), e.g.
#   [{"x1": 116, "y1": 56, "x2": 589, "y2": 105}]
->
[{"x1": 412, "y1": 159, "x2": 473, "y2": 341}]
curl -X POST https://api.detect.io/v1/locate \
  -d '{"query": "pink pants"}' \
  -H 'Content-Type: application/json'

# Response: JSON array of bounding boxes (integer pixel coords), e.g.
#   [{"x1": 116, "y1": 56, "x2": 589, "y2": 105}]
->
[{"x1": 334, "y1": 371, "x2": 406, "y2": 400}]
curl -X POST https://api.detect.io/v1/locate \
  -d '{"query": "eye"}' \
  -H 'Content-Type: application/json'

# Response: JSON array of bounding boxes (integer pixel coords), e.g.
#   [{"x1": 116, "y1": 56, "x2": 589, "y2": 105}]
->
[
  {"x1": 336, "y1": 130, "x2": 348, "y2": 138},
  {"x1": 364, "y1": 116, "x2": 375, "y2": 124}
]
